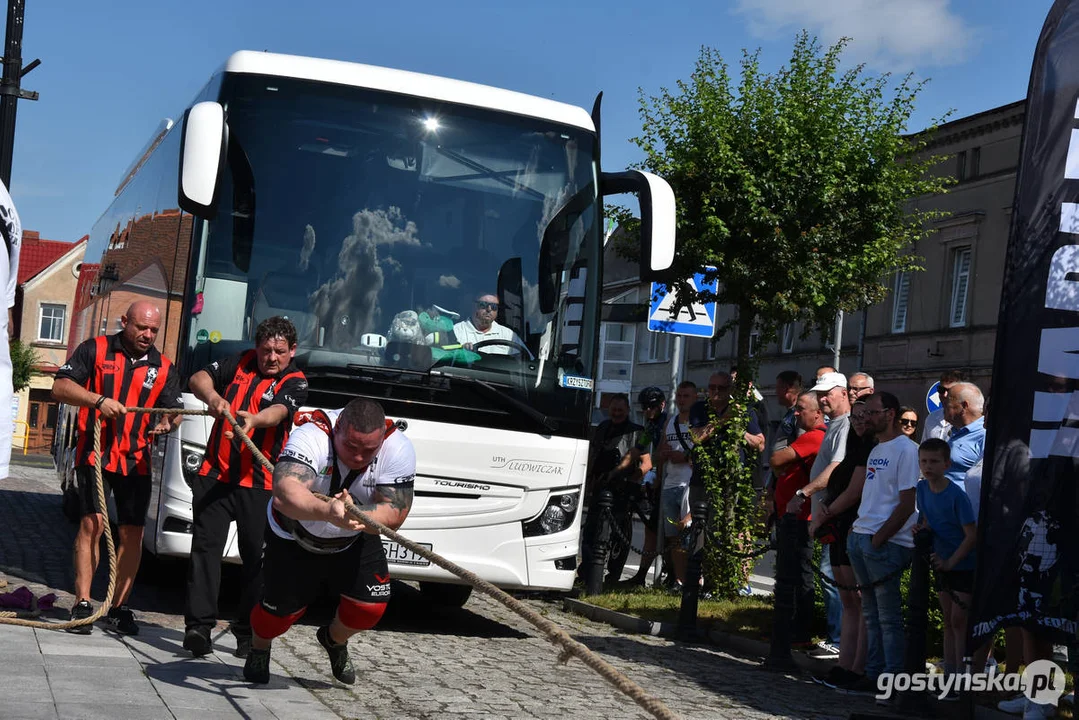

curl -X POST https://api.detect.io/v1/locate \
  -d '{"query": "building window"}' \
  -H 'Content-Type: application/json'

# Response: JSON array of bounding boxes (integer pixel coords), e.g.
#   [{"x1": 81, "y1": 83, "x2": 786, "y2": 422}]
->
[
  {"x1": 949, "y1": 247, "x2": 972, "y2": 327},
  {"x1": 640, "y1": 326, "x2": 671, "y2": 363},
  {"x1": 598, "y1": 323, "x2": 635, "y2": 382},
  {"x1": 970, "y1": 147, "x2": 981, "y2": 179},
  {"x1": 781, "y1": 323, "x2": 794, "y2": 354},
  {"x1": 957, "y1": 150, "x2": 967, "y2": 181},
  {"x1": 748, "y1": 330, "x2": 760, "y2": 358},
  {"x1": 703, "y1": 338, "x2": 716, "y2": 361},
  {"x1": 891, "y1": 271, "x2": 911, "y2": 333},
  {"x1": 38, "y1": 303, "x2": 66, "y2": 343}
]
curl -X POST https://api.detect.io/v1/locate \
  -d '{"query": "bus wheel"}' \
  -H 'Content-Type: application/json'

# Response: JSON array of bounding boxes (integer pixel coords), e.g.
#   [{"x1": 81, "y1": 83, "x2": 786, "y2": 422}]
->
[{"x1": 418, "y1": 582, "x2": 473, "y2": 608}]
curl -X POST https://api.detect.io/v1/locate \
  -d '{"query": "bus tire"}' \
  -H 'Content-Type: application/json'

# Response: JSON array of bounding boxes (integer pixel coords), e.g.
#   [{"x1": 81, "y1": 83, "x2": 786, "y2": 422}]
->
[{"x1": 418, "y1": 582, "x2": 473, "y2": 608}]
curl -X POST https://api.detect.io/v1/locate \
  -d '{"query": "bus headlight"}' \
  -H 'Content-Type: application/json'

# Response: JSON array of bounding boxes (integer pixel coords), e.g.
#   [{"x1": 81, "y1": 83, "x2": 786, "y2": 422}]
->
[
  {"x1": 523, "y1": 490, "x2": 580, "y2": 537},
  {"x1": 181, "y1": 444, "x2": 205, "y2": 488}
]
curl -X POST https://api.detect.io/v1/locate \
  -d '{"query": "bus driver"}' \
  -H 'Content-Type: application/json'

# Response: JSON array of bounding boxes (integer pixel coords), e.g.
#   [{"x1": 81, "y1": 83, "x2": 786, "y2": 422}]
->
[{"x1": 453, "y1": 293, "x2": 524, "y2": 355}]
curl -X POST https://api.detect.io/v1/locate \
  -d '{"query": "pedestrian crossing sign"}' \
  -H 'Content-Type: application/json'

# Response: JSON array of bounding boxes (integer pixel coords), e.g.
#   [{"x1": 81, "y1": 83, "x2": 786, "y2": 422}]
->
[{"x1": 648, "y1": 267, "x2": 718, "y2": 337}]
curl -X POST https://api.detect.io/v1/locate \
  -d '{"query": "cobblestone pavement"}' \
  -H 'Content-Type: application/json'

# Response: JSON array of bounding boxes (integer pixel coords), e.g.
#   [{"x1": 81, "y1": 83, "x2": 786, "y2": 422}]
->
[{"x1": 0, "y1": 462, "x2": 882, "y2": 720}]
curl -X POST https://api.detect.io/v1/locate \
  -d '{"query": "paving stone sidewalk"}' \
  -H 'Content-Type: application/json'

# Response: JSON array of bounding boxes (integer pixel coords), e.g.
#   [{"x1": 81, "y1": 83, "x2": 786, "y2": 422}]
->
[{"x1": 0, "y1": 621, "x2": 339, "y2": 720}]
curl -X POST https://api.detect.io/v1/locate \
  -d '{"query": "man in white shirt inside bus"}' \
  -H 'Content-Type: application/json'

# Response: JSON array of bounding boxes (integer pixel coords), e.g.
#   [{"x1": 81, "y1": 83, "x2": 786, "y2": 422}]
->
[{"x1": 453, "y1": 293, "x2": 524, "y2": 355}]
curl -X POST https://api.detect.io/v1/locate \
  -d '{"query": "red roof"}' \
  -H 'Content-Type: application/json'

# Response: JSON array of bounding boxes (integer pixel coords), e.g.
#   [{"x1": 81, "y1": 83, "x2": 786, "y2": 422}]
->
[{"x1": 18, "y1": 231, "x2": 84, "y2": 285}]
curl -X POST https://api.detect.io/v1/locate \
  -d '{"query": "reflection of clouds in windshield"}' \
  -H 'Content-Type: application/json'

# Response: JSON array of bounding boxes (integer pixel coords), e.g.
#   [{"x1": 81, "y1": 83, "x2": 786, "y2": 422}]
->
[
  {"x1": 309, "y1": 207, "x2": 420, "y2": 350},
  {"x1": 370, "y1": 206, "x2": 422, "y2": 245},
  {"x1": 439, "y1": 275, "x2": 460, "y2": 288},
  {"x1": 299, "y1": 225, "x2": 316, "y2": 271},
  {"x1": 515, "y1": 146, "x2": 539, "y2": 198}
]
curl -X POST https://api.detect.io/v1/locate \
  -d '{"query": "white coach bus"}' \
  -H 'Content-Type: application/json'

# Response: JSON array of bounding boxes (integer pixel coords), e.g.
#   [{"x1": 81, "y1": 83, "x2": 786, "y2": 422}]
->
[{"x1": 55, "y1": 51, "x2": 674, "y2": 604}]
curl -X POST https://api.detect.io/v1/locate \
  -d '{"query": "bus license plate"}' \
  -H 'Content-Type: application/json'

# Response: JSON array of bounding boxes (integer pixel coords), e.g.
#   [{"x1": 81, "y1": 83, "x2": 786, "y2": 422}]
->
[{"x1": 382, "y1": 540, "x2": 432, "y2": 567}]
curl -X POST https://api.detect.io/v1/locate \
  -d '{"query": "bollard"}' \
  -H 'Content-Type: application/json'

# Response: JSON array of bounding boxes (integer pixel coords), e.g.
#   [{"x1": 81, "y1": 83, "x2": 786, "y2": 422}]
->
[
  {"x1": 677, "y1": 499, "x2": 709, "y2": 640},
  {"x1": 585, "y1": 489, "x2": 614, "y2": 596},
  {"x1": 768, "y1": 512, "x2": 800, "y2": 663},
  {"x1": 898, "y1": 526, "x2": 934, "y2": 714}
]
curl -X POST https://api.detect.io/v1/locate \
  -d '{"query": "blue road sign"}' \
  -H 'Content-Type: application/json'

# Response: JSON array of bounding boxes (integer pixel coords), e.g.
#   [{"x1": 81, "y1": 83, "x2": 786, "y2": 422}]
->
[
  {"x1": 926, "y1": 381, "x2": 942, "y2": 414},
  {"x1": 648, "y1": 267, "x2": 718, "y2": 338}
]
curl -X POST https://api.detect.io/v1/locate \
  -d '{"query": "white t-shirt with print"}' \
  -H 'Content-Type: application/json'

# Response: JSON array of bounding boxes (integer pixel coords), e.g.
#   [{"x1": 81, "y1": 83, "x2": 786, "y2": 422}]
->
[
  {"x1": 852, "y1": 435, "x2": 920, "y2": 548},
  {"x1": 267, "y1": 409, "x2": 416, "y2": 542},
  {"x1": 662, "y1": 413, "x2": 694, "y2": 489}
]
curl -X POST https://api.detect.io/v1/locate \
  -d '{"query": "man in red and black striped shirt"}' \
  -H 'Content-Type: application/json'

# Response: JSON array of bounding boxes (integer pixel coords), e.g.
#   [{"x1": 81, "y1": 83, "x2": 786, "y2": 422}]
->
[
  {"x1": 183, "y1": 316, "x2": 307, "y2": 658},
  {"x1": 52, "y1": 301, "x2": 184, "y2": 635}
]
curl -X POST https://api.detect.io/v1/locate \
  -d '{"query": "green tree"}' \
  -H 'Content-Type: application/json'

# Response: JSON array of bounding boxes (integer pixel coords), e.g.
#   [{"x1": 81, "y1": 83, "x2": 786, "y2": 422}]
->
[
  {"x1": 11, "y1": 339, "x2": 38, "y2": 393},
  {"x1": 624, "y1": 33, "x2": 951, "y2": 596}
]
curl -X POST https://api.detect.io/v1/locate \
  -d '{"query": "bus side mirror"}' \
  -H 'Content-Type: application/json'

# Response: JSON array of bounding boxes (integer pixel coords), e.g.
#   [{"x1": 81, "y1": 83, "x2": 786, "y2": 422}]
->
[
  {"x1": 600, "y1": 170, "x2": 676, "y2": 281},
  {"x1": 178, "y1": 101, "x2": 227, "y2": 220}
]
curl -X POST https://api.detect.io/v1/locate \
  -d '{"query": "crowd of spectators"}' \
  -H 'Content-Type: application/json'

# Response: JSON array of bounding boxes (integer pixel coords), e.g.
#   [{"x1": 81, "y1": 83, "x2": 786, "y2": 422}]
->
[{"x1": 584, "y1": 366, "x2": 1064, "y2": 716}]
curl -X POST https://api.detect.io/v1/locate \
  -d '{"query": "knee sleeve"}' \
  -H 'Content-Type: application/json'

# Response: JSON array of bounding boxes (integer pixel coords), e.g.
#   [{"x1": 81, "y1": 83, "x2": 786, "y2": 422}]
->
[
  {"x1": 250, "y1": 603, "x2": 306, "y2": 640},
  {"x1": 337, "y1": 596, "x2": 386, "y2": 631}
]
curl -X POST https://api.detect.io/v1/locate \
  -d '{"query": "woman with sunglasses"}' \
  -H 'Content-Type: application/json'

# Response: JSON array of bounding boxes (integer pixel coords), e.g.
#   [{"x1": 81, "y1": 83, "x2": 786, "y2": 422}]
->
[{"x1": 898, "y1": 406, "x2": 919, "y2": 439}]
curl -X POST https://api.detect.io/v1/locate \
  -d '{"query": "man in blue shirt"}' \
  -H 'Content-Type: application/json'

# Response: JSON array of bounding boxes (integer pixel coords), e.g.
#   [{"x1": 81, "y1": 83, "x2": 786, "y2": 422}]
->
[{"x1": 942, "y1": 382, "x2": 986, "y2": 493}]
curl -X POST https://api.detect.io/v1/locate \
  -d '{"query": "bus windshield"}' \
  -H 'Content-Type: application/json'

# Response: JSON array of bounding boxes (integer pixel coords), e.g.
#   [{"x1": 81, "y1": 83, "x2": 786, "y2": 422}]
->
[{"x1": 186, "y1": 74, "x2": 600, "y2": 434}]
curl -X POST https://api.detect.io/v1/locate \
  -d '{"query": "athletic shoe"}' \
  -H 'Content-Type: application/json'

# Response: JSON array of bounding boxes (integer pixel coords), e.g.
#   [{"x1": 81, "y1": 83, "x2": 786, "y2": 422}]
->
[
  {"x1": 317, "y1": 625, "x2": 356, "y2": 685},
  {"x1": 998, "y1": 694, "x2": 1028, "y2": 714},
  {"x1": 65, "y1": 600, "x2": 93, "y2": 635},
  {"x1": 839, "y1": 675, "x2": 878, "y2": 697},
  {"x1": 183, "y1": 627, "x2": 212, "y2": 657},
  {"x1": 812, "y1": 665, "x2": 843, "y2": 686},
  {"x1": 820, "y1": 667, "x2": 860, "y2": 689},
  {"x1": 808, "y1": 641, "x2": 840, "y2": 659},
  {"x1": 1023, "y1": 700, "x2": 1057, "y2": 719},
  {"x1": 103, "y1": 605, "x2": 139, "y2": 636},
  {"x1": 244, "y1": 647, "x2": 271, "y2": 684}
]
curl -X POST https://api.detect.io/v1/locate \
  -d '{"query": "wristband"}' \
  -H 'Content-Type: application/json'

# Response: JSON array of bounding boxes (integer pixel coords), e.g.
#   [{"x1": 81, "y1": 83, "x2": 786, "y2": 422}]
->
[{"x1": 94, "y1": 395, "x2": 107, "y2": 410}]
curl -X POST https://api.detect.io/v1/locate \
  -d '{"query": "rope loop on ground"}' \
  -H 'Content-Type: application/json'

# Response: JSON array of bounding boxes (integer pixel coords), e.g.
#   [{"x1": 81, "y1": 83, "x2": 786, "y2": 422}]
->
[{"x1": 0, "y1": 405, "x2": 680, "y2": 720}]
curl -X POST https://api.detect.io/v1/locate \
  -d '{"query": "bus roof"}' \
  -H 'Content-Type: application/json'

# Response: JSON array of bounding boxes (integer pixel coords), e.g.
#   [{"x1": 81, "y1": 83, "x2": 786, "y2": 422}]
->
[{"x1": 222, "y1": 51, "x2": 596, "y2": 133}]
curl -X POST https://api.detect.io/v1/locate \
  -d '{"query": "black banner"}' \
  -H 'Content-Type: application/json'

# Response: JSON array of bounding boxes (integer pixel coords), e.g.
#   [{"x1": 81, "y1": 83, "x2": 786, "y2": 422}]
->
[{"x1": 971, "y1": 0, "x2": 1079, "y2": 644}]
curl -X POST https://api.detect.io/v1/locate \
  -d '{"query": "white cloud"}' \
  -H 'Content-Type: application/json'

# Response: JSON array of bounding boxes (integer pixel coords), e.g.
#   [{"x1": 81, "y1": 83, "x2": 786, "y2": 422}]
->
[{"x1": 734, "y1": 0, "x2": 980, "y2": 70}]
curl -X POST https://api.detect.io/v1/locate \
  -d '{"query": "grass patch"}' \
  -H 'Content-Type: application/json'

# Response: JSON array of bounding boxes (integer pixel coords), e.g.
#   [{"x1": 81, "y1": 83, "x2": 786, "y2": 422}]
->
[{"x1": 583, "y1": 588, "x2": 774, "y2": 640}]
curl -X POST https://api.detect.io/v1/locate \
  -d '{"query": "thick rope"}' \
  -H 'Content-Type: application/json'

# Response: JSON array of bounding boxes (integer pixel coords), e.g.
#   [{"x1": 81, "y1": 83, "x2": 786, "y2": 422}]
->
[
  {"x1": 0, "y1": 418, "x2": 118, "y2": 629},
  {"x1": 1, "y1": 405, "x2": 680, "y2": 720}
]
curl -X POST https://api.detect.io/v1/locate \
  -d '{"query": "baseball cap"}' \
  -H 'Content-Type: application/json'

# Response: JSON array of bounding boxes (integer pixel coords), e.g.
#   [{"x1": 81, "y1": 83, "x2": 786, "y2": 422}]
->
[{"x1": 811, "y1": 371, "x2": 848, "y2": 393}]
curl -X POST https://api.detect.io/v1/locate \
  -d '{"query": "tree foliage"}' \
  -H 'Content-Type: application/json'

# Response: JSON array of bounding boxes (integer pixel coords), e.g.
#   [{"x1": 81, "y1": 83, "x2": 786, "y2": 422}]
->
[
  {"x1": 11, "y1": 339, "x2": 37, "y2": 393},
  {"x1": 628, "y1": 33, "x2": 951, "y2": 358},
  {"x1": 623, "y1": 33, "x2": 951, "y2": 597}
]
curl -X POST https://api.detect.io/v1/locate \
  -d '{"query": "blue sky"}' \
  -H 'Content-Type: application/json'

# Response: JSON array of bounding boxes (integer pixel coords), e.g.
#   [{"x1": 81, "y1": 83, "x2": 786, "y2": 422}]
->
[{"x1": 5, "y1": 0, "x2": 1055, "y2": 242}]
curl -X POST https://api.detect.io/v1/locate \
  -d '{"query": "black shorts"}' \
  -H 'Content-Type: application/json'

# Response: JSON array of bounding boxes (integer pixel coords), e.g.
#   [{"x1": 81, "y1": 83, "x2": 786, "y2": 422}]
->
[
  {"x1": 75, "y1": 465, "x2": 151, "y2": 527},
  {"x1": 260, "y1": 529, "x2": 390, "y2": 616},
  {"x1": 829, "y1": 522, "x2": 852, "y2": 567},
  {"x1": 935, "y1": 569, "x2": 975, "y2": 595}
]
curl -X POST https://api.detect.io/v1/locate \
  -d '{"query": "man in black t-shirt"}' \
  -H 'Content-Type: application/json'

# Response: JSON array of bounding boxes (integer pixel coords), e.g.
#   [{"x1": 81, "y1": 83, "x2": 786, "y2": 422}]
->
[
  {"x1": 183, "y1": 317, "x2": 308, "y2": 658},
  {"x1": 581, "y1": 393, "x2": 647, "y2": 587}
]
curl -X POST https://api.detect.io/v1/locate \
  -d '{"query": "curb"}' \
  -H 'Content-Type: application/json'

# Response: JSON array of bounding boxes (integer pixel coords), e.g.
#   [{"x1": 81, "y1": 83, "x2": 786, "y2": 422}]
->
[
  {"x1": 562, "y1": 597, "x2": 832, "y2": 676},
  {"x1": 563, "y1": 598, "x2": 1022, "y2": 719},
  {"x1": 11, "y1": 454, "x2": 54, "y2": 469}
]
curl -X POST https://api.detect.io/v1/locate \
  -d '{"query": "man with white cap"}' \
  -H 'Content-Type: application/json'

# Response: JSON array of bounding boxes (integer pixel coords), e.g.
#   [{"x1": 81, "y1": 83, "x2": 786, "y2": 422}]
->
[{"x1": 787, "y1": 370, "x2": 851, "y2": 658}]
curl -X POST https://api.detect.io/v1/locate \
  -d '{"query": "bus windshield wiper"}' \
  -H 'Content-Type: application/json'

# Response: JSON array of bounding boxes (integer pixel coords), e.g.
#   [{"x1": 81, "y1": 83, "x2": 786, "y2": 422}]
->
[
  {"x1": 303, "y1": 364, "x2": 440, "y2": 386},
  {"x1": 429, "y1": 370, "x2": 556, "y2": 433}
]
